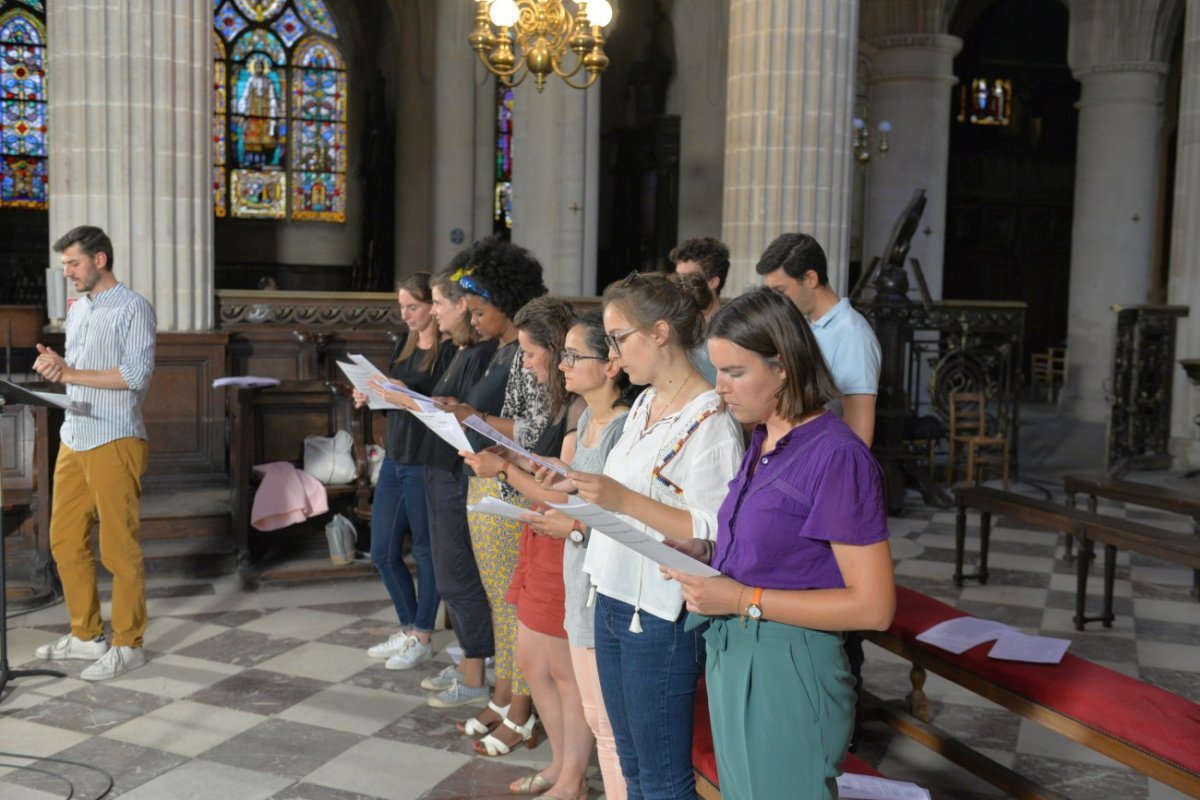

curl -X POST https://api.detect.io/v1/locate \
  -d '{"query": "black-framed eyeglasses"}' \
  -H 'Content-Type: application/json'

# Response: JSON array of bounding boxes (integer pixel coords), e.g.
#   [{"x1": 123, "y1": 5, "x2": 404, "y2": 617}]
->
[
  {"x1": 602, "y1": 327, "x2": 641, "y2": 356},
  {"x1": 458, "y1": 274, "x2": 492, "y2": 300},
  {"x1": 560, "y1": 350, "x2": 610, "y2": 368}
]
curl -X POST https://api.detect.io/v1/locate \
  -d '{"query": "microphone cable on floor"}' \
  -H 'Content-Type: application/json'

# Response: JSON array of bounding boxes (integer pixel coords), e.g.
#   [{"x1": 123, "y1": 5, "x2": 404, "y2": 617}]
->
[{"x1": 0, "y1": 750, "x2": 116, "y2": 800}]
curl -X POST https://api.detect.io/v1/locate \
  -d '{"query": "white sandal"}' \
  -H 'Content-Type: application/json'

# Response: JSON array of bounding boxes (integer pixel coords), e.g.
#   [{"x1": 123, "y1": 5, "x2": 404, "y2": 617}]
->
[
  {"x1": 474, "y1": 711, "x2": 540, "y2": 756},
  {"x1": 458, "y1": 700, "x2": 509, "y2": 737}
]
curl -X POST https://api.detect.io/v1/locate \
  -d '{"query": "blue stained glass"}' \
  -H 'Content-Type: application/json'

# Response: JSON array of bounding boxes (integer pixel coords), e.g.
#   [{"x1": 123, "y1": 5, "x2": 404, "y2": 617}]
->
[
  {"x1": 0, "y1": 12, "x2": 43, "y2": 45},
  {"x1": 214, "y1": 1, "x2": 248, "y2": 43},
  {"x1": 234, "y1": 0, "x2": 286, "y2": 23},
  {"x1": 232, "y1": 54, "x2": 286, "y2": 169},
  {"x1": 294, "y1": 37, "x2": 341, "y2": 69},
  {"x1": 1, "y1": 154, "x2": 46, "y2": 206},
  {"x1": 270, "y1": 7, "x2": 306, "y2": 47},
  {"x1": 294, "y1": 119, "x2": 343, "y2": 173},
  {"x1": 1, "y1": 100, "x2": 43, "y2": 155},
  {"x1": 14, "y1": 1, "x2": 46, "y2": 12},
  {"x1": 231, "y1": 28, "x2": 285, "y2": 64},
  {"x1": 2, "y1": 44, "x2": 44, "y2": 99},
  {"x1": 292, "y1": 170, "x2": 342, "y2": 220},
  {"x1": 295, "y1": 0, "x2": 337, "y2": 39}
]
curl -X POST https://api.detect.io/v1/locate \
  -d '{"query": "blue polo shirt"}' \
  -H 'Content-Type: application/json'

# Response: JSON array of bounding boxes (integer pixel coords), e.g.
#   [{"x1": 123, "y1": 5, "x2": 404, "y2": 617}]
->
[{"x1": 809, "y1": 297, "x2": 880, "y2": 397}]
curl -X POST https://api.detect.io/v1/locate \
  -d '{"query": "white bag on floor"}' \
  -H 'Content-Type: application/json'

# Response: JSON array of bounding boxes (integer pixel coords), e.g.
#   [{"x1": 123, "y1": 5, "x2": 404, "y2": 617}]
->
[{"x1": 303, "y1": 430, "x2": 357, "y2": 485}]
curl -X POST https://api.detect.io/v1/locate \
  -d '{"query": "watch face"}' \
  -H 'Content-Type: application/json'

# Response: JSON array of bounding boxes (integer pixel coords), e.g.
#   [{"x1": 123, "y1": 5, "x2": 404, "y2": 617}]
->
[
  {"x1": 747, "y1": 604, "x2": 763, "y2": 620},
  {"x1": 569, "y1": 530, "x2": 585, "y2": 544}
]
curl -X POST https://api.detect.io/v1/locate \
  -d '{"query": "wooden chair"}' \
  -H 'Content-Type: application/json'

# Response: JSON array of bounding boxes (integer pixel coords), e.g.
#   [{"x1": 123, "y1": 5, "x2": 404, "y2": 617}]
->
[
  {"x1": 1031, "y1": 347, "x2": 1067, "y2": 402},
  {"x1": 946, "y1": 391, "x2": 1010, "y2": 489}
]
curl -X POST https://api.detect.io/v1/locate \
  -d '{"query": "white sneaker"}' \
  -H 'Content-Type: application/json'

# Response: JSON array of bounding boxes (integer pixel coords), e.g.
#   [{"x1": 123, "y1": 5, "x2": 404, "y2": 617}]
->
[
  {"x1": 80, "y1": 645, "x2": 145, "y2": 681},
  {"x1": 34, "y1": 634, "x2": 109, "y2": 662},
  {"x1": 385, "y1": 638, "x2": 433, "y2": 670},
  {"x1": 367, "y1": 631, "x2": 412, "y2": 659}
]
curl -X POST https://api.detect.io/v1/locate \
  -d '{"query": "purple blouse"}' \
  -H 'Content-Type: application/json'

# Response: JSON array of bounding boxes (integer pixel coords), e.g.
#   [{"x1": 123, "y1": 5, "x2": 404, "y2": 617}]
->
[{"x1": 712, "y1": 412, "x2": 889, "y2": 590}]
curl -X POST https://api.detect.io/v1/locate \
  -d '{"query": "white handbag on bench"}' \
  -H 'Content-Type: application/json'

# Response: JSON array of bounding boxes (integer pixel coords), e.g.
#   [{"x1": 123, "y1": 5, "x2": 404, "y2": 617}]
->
[{"x1": 303, "y1": 430, "x2": 357, "y2": 485}]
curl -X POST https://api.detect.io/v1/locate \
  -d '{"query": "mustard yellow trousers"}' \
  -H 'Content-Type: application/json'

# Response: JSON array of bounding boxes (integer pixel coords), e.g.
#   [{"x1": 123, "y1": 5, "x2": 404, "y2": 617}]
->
[{"x1": 50, "y1": 438, "x2": 149, "y2": 648}]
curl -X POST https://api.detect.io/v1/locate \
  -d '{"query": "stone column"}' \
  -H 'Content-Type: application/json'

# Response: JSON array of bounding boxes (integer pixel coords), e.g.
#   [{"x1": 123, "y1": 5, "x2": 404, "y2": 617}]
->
[
  {"x1": 1061, "y1": 64, "x2": 1167, "y2": 421},
  {"x1": 47, "y1": 1, "x2": 212, "y2": 331},
  {"x1": 432, "y1": 1, "x2": 491, "y2": 270},
  {"x1": 1169, "y1": 0, "x2": 1200, "y2": 468},
  {"x1": 721, "y1": 0, "x2": 860, "y2": 295},
  {"x1": 511, "y1": 77, "x2": 597, "y2": 297},
  {"x1": 862, "y1": 34, "x2": 961, "y2": 300}
]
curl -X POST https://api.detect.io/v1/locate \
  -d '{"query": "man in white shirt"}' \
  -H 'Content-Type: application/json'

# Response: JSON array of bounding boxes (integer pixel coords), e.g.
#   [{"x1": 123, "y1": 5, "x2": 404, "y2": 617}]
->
[{"x1": 756, "y1": 232, "x2": 881, "y2": 446}]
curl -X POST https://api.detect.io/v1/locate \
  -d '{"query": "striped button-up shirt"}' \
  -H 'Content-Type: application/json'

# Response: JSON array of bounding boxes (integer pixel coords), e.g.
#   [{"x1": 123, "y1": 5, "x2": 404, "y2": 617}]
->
[{"x1": 60, "y1": 282, "x2": 157, "y2": 452}]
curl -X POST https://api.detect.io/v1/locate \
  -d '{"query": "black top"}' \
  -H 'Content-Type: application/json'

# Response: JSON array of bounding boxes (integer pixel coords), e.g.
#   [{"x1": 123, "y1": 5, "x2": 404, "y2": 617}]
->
[
  {"x1": 529, "y1": 396, "x2": 585, "y2": 458},
  {"x1": 420, "y1": 339, "x2": 498, "y2": 473},
  {"x1": 385, "y1": 338, "x2": 457, "y2": 465},
  {"x1": 461, "y1": 339, "x2": 520, "y2": 455}
]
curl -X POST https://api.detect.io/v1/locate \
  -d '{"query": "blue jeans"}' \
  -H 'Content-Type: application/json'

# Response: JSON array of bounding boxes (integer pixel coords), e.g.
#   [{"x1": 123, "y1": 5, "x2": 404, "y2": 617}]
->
[
  {"x1": 371, "y1": 458, "x2": 438, "y2": 632},
  {"x1": 594, "y1": 593, "x2": 705, "y2": 800}
]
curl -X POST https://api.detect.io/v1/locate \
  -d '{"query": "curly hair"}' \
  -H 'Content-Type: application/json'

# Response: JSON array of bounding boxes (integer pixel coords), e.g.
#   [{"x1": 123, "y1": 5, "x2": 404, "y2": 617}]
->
[
  {"x1": 466, "y1": 235, "x2": 547, "y2": 319},
  {"x1": 602, "y1": 270, "x2": 712, "y2": 352},
  {"x1": 514, "y1": 296, "x2": 575, "y2": 419},
  {"x1": 668, "y1": 237, "x2": 731, "y2": 294}
]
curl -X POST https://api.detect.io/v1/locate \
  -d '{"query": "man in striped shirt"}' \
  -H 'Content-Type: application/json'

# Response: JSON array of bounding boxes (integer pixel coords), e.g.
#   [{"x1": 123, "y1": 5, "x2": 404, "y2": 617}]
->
[{"x1": 32, "y1": 226, "x2": 156, "y2": 681}]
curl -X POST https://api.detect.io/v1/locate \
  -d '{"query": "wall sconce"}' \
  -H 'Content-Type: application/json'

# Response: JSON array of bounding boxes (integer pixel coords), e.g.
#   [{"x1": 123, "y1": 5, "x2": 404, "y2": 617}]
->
[{"x1": 853, "y1": 117, "x2": 891, "y2": 163}]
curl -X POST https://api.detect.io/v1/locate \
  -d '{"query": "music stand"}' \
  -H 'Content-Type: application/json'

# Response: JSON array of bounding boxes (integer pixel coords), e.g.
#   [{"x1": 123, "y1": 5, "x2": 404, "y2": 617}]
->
[{"x1": 0, "y1": 379, "x2": 72, "y2": 698}]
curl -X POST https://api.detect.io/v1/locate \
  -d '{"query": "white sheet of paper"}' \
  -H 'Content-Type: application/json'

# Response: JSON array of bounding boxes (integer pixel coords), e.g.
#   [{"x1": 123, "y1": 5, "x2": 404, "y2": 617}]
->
[
  {"x1": 335, "y1": 361, "x2": 402, "y2": 410},
  {"x1": 988, "y1": 631, "x2": 1071, "y2": 664},
  {"x1": 381, "y1": 381, "x2": 439, "y2": 412},
  {"x1": 546, "y1": 499, "x2": 720, "y2": 577},
  {"x1": 462, "y1": 414, "x2": 569, "y2": 475},
  {"x1": 413, "y1": 409, "x2": 474, "y2": 453},
  {"x1": 28, "y1": 388, "x2": 86, "y2": 412},
  {"x1": 836, "y1": 773, "x2": 932, "y2": 800},
  {"x1": 348, "y1": 353, "x2": 386, "y2": 377},
  {"x1": 468, "y1": 496, "x2": 544, "y2": 523},
  {"x1": 915, "y1": 617, "x2": 1015, "y2": 655}
]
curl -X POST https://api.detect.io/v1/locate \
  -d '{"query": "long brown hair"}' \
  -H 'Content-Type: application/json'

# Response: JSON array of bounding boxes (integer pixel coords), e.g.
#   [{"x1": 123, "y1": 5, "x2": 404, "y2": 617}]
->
[
  {"x1": 513, "y1": 296, "x2": 576, "y2": 419},
  {"x1": 432, "y1": 257, "x2": 479, "y2": 347},
  {"x1": 601, "y1": 271, "x2": 712, "y2": 352},
  {"x1": 394, "y1": 272, "x2": 441, "y2": 374}
]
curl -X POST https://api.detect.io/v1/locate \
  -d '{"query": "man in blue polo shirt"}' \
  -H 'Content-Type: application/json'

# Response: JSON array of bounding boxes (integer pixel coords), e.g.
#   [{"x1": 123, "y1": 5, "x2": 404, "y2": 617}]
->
[{"x1": 756, "y1": 232, "x2": 881, "y2": 446}]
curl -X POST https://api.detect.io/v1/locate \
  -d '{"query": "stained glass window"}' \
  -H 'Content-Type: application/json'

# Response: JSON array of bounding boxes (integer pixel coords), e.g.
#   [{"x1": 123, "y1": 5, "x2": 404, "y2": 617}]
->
[
  {"x1": 494, "y1": 82, "x2": 514, "y2": 236},
  {"x1": 958, "y1": 78, "x2": 1012, "y2": 126},
  {"x1": 213, "y1": 0, "x2": 344, "y2": 221},
  {"x1": 0, "y1": 1, "x2": 47, "y2": 210}
]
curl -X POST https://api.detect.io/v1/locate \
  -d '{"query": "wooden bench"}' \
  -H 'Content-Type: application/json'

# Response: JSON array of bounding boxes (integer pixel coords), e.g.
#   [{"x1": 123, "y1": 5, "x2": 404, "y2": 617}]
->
[
  {"x1": 953, "y1": 486, "x2": 1200, "y2": 629},
  {"x1": 228, "y1": 380, "x2": 373, "y2": 567},
  {"x1": 1063, "y1": 472, "x2": 1200, "y2": 598},
  {"x1": 861, "y1": 586, "x2": 1200, "y2": 799}
]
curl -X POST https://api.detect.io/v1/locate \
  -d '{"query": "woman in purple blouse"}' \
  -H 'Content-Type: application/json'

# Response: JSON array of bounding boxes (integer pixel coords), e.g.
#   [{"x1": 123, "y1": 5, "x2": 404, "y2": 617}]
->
[{"x1": 663, "y1": 288, "x2": 896, "y2": 800}]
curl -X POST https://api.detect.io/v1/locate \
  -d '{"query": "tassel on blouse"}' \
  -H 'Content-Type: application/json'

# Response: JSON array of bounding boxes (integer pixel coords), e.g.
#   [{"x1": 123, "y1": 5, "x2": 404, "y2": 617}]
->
[{"x1": 630, "y1": 607, "x2": 643, "y2": 633}]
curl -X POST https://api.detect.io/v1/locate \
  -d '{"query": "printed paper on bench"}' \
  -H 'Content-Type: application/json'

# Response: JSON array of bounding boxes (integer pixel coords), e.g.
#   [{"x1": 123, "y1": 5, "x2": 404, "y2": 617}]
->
[
  {"x1": 462, "y1": 415, "x2": 570, "y2": 475},
  {"x1": 468, "y1": 495, "x2": 544, "y2": 523},
  {"x1": 836, "y1": 773, "x2": 932, "y2": 800},
  {"x1": 988, "y1": 631, "x2": 1071, "y2": 664},
  {"x1": 916, "y1": 617, "x2": 1016, "y2": 654},
  {"x1": 546, "y1": 498, "x2": 721, "y2": 578}
]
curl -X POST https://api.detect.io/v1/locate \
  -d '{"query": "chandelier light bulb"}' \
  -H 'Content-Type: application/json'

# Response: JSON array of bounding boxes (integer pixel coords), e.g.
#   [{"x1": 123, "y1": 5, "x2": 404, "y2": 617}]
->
[
  {"x1": 853, "y1": 117, "x2": 865, "y2": 130},
  {"x1": 489, "y1": 0, "x2": 519, "y2": 27},
  {"x1": 878, "y1": 120, "x2": 892, "y2": 133},
  {"x1": 588, "y1": 0, "x2": 613, "y2": 27}
]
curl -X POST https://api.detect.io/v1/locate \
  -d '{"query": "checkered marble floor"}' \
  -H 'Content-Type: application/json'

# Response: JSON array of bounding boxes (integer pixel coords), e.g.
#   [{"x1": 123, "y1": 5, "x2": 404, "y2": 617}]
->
[{"x1": 2, "y1": 412, "x2": 1198, "y2": 799}]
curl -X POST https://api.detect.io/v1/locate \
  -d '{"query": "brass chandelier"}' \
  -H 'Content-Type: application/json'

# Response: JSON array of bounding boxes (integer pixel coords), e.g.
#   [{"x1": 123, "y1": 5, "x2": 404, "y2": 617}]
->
[{"x1": 469, "y1": 0, "x2": 614, "y2": 92}]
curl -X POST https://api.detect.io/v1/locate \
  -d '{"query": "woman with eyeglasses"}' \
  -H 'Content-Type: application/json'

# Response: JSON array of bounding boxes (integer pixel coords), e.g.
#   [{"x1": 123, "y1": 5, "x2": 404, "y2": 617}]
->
[
  {"x1": 435, "y1": 237, "x2": 549, "y2": 751},
  {"x1": 352, "y1": 272, "x2": 456, "y2": 671},
  {"x1": 662, "y1": 289, "x2": 894, "y2": 800},
  {"x1": 565, "y1": 271, "x2": 744, "y2": 799},
  {"x1": 372, "y1": 249, "x2": 500, "y2": 709},
  {"x1": 465, "y1": 308, "x2": 634, "y2": 799}
]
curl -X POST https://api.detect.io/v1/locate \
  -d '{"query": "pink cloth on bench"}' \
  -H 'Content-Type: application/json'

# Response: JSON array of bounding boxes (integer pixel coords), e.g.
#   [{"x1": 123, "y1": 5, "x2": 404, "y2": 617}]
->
[{"x1": 889, "y1": 586, "x2": 1200, "y2": 780}]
